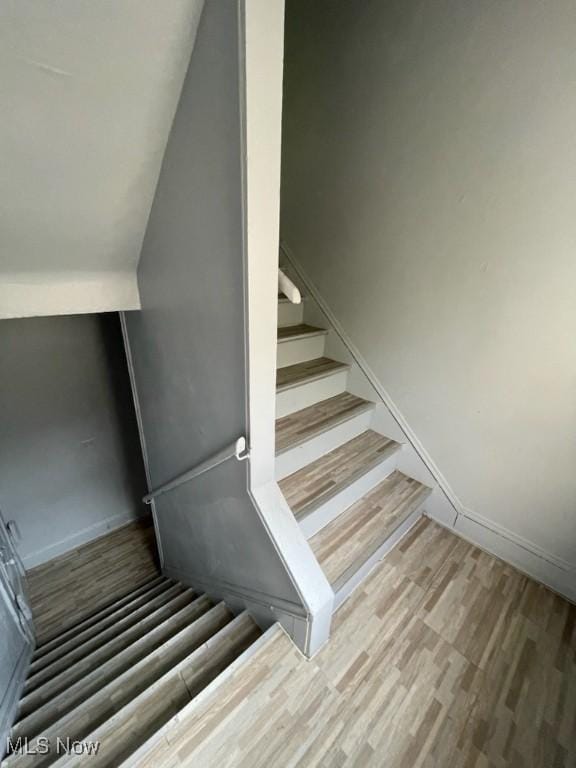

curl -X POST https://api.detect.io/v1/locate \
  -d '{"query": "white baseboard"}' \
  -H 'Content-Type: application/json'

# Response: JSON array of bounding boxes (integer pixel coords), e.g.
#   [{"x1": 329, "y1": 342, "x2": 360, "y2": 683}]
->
[
  {"x1": 281, "y1": 241, "x2": 463, "y2": 519},
  {"x1": 282, "y1": 241, "x2": 576, "y2": 605},
  {"x1": 434, "y1": 508, "x2": 575, "y2": 604},
  {"x1": 22, "y1": 511, "x2": 145, "y2": 570}
]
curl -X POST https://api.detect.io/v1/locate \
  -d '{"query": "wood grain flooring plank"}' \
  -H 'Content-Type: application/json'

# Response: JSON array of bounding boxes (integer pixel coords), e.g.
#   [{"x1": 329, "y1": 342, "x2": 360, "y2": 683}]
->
[
  {"x1": 278, "y1": 430, "x2": 399, "y2": 519},
  {"x1": 310, "y1": 470, "x2": 431, "y2": 589},
  {"x1": 277, "y1": 324, "x2": 327, "y2": 342},
  {"x1": 275, "y1": 392, "x2": 374, "y2": 454},
  {"x1": 124, "y1": 518, "x2": 576, "y2": 768},
  {"x1": 29, "y1": 577, "x2": 171, "y2": 672},
  {"x1": 26, "y1": 517, "x2": 159, "y2": 644},
  {"x1": 276, "y1": 358, "x2": 349, "y2": 392}
]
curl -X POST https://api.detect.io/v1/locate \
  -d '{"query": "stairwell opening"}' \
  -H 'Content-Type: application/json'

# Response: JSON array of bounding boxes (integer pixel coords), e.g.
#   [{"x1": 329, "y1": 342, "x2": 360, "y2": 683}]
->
[{"x1": 0, "y1": 310, "x2": 158, "y2": 642}]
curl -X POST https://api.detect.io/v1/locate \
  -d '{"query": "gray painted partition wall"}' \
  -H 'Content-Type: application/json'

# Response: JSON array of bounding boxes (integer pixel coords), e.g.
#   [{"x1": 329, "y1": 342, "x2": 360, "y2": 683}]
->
[
  {"x1": 124, "y1": 2, "x2": 310, "y2": 643},
  {"x1": 0, "y1": 314, "x2": 147, "y2": 567}
]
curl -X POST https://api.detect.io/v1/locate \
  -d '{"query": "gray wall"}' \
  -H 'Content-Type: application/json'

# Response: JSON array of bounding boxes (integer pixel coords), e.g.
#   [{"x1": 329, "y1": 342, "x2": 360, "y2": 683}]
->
[
  {"x1": 125, "y1": 1, "x2": 305, "y2": 621},
  {"x1": 0, "y1": 314, "x2": 147, "y2": 567},
  {"x1": 281, "y1": 0, "x2": 576, "y2": 574}
]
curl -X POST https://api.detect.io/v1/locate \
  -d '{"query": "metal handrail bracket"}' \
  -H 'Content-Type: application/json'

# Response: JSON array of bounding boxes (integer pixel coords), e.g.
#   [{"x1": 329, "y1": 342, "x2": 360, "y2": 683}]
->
[{"x1": 143, "y1": 436, "x2": 249, "y2": 505}]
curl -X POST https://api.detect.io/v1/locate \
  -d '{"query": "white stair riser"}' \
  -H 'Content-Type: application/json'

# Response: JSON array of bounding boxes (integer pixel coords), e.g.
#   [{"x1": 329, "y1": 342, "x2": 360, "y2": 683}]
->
[
  {"x1": 298, "y1": 451, "x2": 400, "y2": 539},
  {"x1": 275, "y1": 408, "x2": 375, "y2": 481},
  {"x1": 278, "y1": 301, "x2": 304, "y2": 327},
  {"x1": 277, "y1": 334, "x2": 326, "y2": 368},
  {"x1": 333, "y1": 507, "x2": 423, "y2": 609},
  {"x1": 276, "y1": 370, "x2": 348, "y2": 418}
]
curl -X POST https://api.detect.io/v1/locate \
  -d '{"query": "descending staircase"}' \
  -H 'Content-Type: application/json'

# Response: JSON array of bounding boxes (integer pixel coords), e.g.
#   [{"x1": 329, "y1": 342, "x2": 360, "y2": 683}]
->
[
  {"x1": 1, "y1": 283, "x2": 433, "y2": 768},
  {"x1": 3, "y1": 576, "x2": 261, "y2": 767},
  {"x1": 276, "y1": 288, "x2": 432, "y2": 609}
]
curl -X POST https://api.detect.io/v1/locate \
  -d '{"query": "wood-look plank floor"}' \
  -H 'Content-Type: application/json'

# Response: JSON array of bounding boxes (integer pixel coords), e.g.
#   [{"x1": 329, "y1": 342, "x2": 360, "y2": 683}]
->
[
  {"x1": 27, "y1": 518, "x2": 160, "y2": 645},
  {"x1": 310, "y1": 470, "x2": 431, "y2": 590},
  {"x1": 275, "y1": 392, "x2": 373, "y2": 454},
  {"x1": 130, "y1": 518, "x2": 576, "y2": 768},
  {"x1": 279, "y1": 430, "x2": 399, "y2": 519},
  {"x1": 276, "y1": 357, "x2": 349, "y2": 391},
  {"x1": 277, "y1": 324, "x2": 327, "y2": 342}
]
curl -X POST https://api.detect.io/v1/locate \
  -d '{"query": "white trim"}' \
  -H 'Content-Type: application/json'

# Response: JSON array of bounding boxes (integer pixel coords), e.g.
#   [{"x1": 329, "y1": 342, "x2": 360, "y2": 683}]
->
[
  {"x1": 438, "y1": 511, "x2": 576, "y2": 604},
  {"x1": 0, "y1": 271, "x2": 140, "y2": 320},
  {"x1": 458, "y1": 506, "x2": 573, "y2": 573},
  {"x1": 21, "y1": 512, "x2": 145, "y2": 570},
  {"x1": 239, "y1": 0, "x2": 334, "y2": 658},
  {"x1": 120, "y1": 312, "x2": 164, "y2": 570},
  {"x1": 282, "y1": 241, "x2": 576, "y2": 603},
  {"x1": 281, "y1": 240, "x2": 461, "y2": 524}
]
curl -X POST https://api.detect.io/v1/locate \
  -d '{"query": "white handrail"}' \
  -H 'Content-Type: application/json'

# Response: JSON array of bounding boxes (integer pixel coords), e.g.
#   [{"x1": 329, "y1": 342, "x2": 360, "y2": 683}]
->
[
  {"x1": 278, "y1": 268, "x2": 301, "y2": 304},
  {"x1": 143, "y1": 436, "x2": 249, "y2": 505}
]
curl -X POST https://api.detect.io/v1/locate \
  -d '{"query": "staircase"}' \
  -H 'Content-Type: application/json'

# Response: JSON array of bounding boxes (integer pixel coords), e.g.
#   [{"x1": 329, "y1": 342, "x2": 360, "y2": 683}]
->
[
  {"x1": 3, "y1": 576, "x2": 261, "y2": 767},
  {"x1": 276, "y1": 287, "x2": 432, "y2": 609}
]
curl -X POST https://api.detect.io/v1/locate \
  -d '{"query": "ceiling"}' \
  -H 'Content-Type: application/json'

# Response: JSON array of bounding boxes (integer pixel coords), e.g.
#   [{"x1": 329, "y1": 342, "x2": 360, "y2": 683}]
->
[{"x1": 0, "y1": 0, "x2": 204, "y2": 318}]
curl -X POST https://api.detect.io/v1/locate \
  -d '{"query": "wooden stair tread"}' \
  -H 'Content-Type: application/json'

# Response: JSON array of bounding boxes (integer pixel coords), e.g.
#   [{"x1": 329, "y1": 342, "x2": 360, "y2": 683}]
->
[
  {"x1": 6, "y1": 610, "x2": 260, "y2": 768},
  {"x1": 29, "y1": 578, "x2": 175, "y2": 675},
  {"x1": 310, "y1": 471, "x2": 432, "y2": 591},
  {"x1": 32, "y1": 574, "x2": 168, "y2": 661},
  {"x1": 12, "y1": 598, "x2": 219, "y2": 742},
  {"x1": 278, "y1": 430, "x2": 400, "y2": 520},
  {"x1": 18, "y1": 590, "x2": 200, "y2": 717},
  {"x1": 27, "y1": 518, "x2": 160, "y2": 647},
  {"x1": 277, "y1": 324, "x2": 327, "y2": 342},
  {"x1": 275, "y1": 392, "x2": 374, "y2": 455},
  {"x1": 276, "y1": 357, "x2": 349, "y2": 391},
  {"x1": 24, "y1": 582, "x2": 187, "y2": 695},
  {"x1": 67, "y1": 614, "x2": 261, "y2": 768}
]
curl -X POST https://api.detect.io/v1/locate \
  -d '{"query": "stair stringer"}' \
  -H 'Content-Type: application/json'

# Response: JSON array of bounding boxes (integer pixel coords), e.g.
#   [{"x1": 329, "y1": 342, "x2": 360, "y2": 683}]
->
[{"x1": 279, "y1": 248, "x2": 454, "y2": 529}]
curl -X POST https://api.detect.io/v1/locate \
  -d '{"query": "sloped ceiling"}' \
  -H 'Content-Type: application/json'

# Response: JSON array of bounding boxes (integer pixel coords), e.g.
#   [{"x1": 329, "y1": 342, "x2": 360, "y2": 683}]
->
[{"x1": 0, "y1": 0, "x2": 204, "y2": 318}]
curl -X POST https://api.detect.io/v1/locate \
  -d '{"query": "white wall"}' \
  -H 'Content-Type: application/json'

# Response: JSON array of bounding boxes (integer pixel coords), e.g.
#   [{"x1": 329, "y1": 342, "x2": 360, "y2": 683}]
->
[
  {"x1": 243, "y1": 0, "x2": 334, "y2": 654},
  {"x1": 0, "y1": 0, "x2": 204, "y2": 319},
  {"x1": 0, "y1": 314, "x2": 147, "y2": 567},
  {"x1": 281, "y1": 0, "x2": 576, "y2": 583}
]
